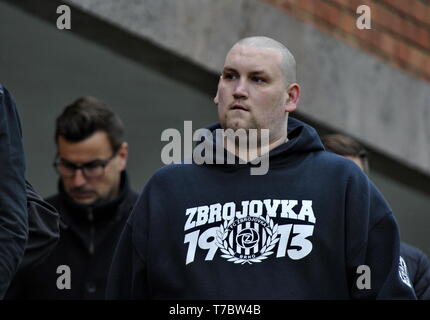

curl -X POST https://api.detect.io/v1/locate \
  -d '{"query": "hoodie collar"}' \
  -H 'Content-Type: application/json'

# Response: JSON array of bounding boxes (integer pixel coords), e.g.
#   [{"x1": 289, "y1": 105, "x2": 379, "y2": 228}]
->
[{"x1": 195, "y1": 117, "x2": 324, "y2": 170}]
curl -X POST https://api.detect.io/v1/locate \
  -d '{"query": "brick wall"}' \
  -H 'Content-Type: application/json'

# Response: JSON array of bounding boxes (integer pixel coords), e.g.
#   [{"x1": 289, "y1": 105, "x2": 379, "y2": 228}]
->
[{"x1": 265, "y1": 0, "x2": 430, "y2": 82}]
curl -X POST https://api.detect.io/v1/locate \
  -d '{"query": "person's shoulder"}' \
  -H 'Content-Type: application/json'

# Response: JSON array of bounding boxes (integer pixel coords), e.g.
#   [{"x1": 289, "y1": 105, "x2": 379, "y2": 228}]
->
[
  {"x1": 315, "y1": 150, "x2": 364, "y2": 176},
  {"x1": 401, "y1": 242, "x2": 429, "y2": 263},
  {"x1": 135, "y1": 163, "x2": 206, "y2": 203},
  {"x1": 150, "y1": 162, "x2": 200, "y2": 182},
  {"x1": 0, "y1": 84, "x2": 8, "y2": 96},
  {"x1": 317, "y1": 149, "x2": 354, "y2": 165},
  {"x1": 0, "y1": 85, "x2": 15, "y2": 109}
]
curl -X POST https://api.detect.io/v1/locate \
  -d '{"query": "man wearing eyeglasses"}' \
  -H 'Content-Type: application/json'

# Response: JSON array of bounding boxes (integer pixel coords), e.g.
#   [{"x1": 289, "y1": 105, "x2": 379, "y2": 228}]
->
[{"x1": 8, "y1": 96, "x2": 138, "y2": 299}]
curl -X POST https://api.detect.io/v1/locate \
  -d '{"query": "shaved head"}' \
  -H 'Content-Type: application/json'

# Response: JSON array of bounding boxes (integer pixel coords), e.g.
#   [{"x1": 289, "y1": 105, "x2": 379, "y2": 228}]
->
[
  {"x1": 233, "y1": 36, "x2": 297, "y2": 86},
  {"x1": 217, "y1": 35, "x2": 301, "y2": 142}
]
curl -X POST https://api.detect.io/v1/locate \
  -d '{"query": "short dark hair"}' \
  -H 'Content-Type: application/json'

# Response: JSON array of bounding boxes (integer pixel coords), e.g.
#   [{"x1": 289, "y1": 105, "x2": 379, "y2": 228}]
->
[
  {"x1": 55, "y1": 96, "x2": 124, "y2": 152},
  {"x1": 321, "y1": 134, "x2": 369, "y2": 173}
]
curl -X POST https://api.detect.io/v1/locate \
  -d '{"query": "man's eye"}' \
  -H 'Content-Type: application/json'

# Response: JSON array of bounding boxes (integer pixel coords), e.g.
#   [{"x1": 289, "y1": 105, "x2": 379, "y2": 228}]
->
[
  {"x1": 60, "y1": 162, "x2": 76, "y2": 170},
  {"x1": 251, "y1": 76, "x2": 265, "y2": 83},
  {"x1": 84, "y1": 162, "x2": 103, "y2": 170},
  {"x1": 223, "y1": 73, "x2": 237, "y2": 80}
]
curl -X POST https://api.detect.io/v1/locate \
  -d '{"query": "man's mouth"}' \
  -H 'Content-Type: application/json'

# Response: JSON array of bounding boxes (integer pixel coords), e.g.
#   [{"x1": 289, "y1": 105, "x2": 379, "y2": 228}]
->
[
  {"x1": 70, "y1": 190, "x2": 95, "y2": 199},
  {"x1": 230, "y1": 104, "x2": 249, "y2": 111}
]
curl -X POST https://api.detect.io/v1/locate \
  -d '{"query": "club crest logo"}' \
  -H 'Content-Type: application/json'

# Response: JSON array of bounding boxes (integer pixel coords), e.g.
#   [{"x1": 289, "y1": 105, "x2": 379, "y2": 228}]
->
[
  {"x1": 399, "y1": 256, "x2": 412, "y2": 288},
  {"x1": 216, "y1": 215, "x2": 279, "y2": 265},
  {"x1": 183, "y1": 200, "x2": 316, "y2": 265}
]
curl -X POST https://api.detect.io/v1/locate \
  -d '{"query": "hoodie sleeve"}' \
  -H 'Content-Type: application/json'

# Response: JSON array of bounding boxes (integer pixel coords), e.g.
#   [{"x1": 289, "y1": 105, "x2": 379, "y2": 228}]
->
[
  {"x1": 345, "y1": 169, "x2": 416, "y2": 299},
  {"x1": 19, "y1": 180, "x2": 60, "y2": 270},
  {"x1": 411, "y1": 249, "x2": 430, "y2": 300},
  {"x1": 106, "y1": 186, "x2": 149, "y2": 300},
  {"x1": 0, "y1": 85, "x2": 28, "y2": 299},
  {"x1": 4, "y1": 181, "x2": 60, "y2": 299}
]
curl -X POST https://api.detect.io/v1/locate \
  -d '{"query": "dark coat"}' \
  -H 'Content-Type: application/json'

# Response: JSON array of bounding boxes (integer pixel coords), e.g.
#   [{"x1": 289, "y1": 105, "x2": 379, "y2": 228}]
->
[
  {"x1": 21, "y1": 181, "x2": 60, "y2": 271},
  {"x1": 7, "y1": 172, "x2": 138, "y2": 299},
  {"x1": 0, "y1": 85, "x2": 27, "y2": 299}
]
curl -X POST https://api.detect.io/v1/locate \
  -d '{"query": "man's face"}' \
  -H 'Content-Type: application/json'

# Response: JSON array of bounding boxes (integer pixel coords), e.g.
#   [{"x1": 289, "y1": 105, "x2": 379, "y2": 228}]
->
[
  {"x1": 216, "y1": 44, "x2": 297, "y2": 140},
  {"x1": 57, "y1": 131, "x2": 127, "y2": 205}
]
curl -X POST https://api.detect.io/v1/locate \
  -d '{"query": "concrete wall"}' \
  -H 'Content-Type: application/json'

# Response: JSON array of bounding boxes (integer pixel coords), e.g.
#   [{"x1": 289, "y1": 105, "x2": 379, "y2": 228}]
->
[
  {"x1": 64, "y1": 0, "x2": 430, "y2": 177},
  {"x1": 0, "y1": 0, "x2": 216, "y2": 195}
]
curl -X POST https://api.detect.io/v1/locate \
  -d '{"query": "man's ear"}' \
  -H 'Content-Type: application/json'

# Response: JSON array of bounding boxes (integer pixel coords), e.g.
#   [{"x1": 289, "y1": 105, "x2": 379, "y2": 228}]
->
[
  {"x1": 285, "y1": 83, "x2": 300, "y2": 113},
  {"x1": 214, "y1": 76, "x2": 222, "y2": 104},
  {"x1": 117, "y1": 142, "x2": 128, "y2": 171},
  {"x1": 214, "y1": 91, "x2": 219, "y2": 104}
]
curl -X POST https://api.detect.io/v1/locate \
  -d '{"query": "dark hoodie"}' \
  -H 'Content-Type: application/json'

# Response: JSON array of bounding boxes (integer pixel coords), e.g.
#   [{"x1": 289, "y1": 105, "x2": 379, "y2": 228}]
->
[
  {"x1": 0, "y1": 85, "x2": 27, "y2": 299},
  {"x1": 107, "y1": 117, "x2": 416, "y2": 300}
]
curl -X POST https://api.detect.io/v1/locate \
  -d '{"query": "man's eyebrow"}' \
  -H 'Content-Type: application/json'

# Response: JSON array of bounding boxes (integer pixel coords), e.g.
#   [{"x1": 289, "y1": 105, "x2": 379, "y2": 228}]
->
[
  {"x1": 222, "y1": 68, "x2": 269, "y2": 76},
  {"x1": 249, "y1": 70, "x2": 268, "y2": 76},
  {"x1": 60, "y1": 158, "x2": 104, "y2": 166},
  {"x1": 58, "y1": 157, "x2": 74, "y2": 165},
  {"x1": 222, "y1": 67, "x2": 237, "y2": 73}
]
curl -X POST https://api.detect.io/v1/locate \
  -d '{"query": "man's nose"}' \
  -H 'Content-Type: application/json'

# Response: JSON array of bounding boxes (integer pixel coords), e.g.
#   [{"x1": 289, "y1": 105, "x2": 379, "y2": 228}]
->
[
  {"x1": 71, "y1": 169, "x2": 87, "y2": 186},
  {"x1": 233, "y1": 79, "x2": 248, "y2": 99}
]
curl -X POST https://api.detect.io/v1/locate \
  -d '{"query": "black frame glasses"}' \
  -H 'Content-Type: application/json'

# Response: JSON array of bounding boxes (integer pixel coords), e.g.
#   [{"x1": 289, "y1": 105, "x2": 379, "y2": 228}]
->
[{"x1": 53, "y1": 153, "x2": 117, "y2": 179}]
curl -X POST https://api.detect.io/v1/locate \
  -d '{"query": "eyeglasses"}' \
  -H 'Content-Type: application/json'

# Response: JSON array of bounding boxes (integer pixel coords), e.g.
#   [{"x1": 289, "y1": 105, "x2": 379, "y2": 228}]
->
[{"x1": 53, "y1": 153, "x2": 117, "y2": 179}]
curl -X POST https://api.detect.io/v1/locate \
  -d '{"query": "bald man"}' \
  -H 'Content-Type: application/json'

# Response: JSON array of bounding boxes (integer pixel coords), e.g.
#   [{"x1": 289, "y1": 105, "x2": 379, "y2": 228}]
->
[{"x1": 107, "y1": 36, "x2": 416, "y2": 299}]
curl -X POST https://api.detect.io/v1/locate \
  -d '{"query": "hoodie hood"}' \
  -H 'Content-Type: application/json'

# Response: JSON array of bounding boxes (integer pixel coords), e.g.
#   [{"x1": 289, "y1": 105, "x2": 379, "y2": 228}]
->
[{"x1": 196, "y1": 116, "x2": 324, "y2": 170}]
